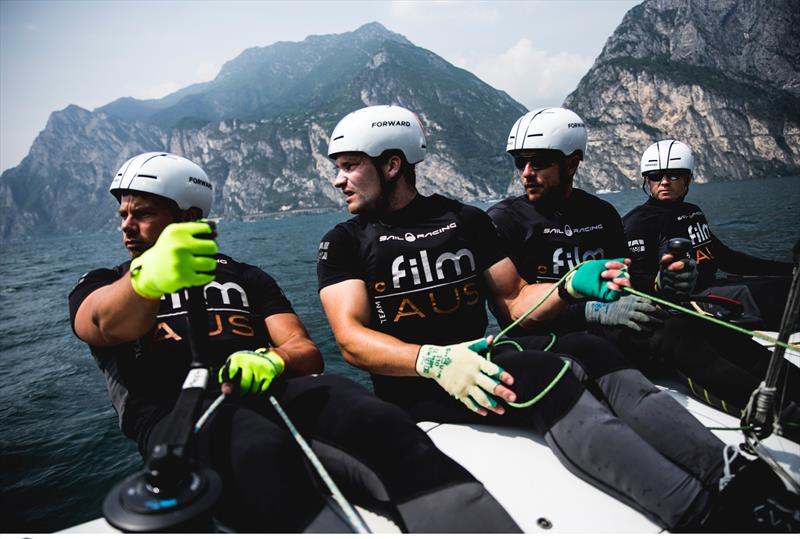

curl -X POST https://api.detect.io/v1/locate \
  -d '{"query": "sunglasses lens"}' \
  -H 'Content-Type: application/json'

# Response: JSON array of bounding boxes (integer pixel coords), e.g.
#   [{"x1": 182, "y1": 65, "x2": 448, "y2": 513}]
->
[
  {"x1": 645, "y1": 170, "x2": 688, "y2": 182},
  {"x1": 513, "y1": 155, "x2": 529, "y2": 170},
  {"x1": 514, "y1": 153, "x2": 559, "y2": 170}
]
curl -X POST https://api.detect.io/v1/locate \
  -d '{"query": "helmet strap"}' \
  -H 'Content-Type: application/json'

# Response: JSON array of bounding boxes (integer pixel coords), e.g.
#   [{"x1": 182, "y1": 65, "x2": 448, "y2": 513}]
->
[{"x1": 370, "y1": 154, "x2": 407, "y2": 214}]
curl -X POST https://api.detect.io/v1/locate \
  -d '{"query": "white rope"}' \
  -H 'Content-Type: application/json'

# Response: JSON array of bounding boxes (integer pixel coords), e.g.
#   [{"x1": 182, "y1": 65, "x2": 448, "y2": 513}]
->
[{"x1": 269, "y1": 395, "x2": 371, "y2": 533}]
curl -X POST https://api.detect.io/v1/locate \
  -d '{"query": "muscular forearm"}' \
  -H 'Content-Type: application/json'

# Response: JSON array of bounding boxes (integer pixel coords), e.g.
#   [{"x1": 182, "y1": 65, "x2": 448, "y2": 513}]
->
[
  {"x1": 75, "y1": 272, "x2": 160, "y2": 346},
  {"x1": 504, "y1": 282, "x2": 568, "y2": 327},
  {"x1": 334, "y1": 325, "x2": 421, "y2": 377},
  {"x1": 272, "y1": 336, "x2": 323, "y2": 376}
]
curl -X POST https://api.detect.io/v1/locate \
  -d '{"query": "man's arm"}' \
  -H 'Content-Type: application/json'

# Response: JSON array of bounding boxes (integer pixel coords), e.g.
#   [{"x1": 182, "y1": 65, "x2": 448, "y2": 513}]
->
[
  {"x1": 486, "y1": 257, "x2": 632, "y2": 329},
  {"x1": 484, "y1": 258, "x2": 568, "y2": 328},
  {"x1": 74, "y1": 273, "x2": 160, "y2": 346},
  {"x1": 319, "y1": 279, "x2": 424, "y2": 376},
  {"x1": 74, "y1": 220, "x2": 218, "y2": 347},
  {"x1": 319, "y1": 278, "x2": 517, "y2": 414},
  {"x1": 711, "y1": 232, "x2": 793, "y2": 276},
  {"x1": 264, "y1": 312, "x2": 323, "y2": 376}
]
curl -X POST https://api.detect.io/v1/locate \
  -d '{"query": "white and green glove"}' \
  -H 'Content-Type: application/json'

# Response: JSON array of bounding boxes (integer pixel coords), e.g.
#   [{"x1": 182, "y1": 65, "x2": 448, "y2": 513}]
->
[
  {"x1": 585, "y1": 295, "x2": 662, "y2": 332},
  {"x1": 415, "y1": 338, "x2": 504, "y2": 414},
  {"x1": 130, "y1": 221, "x2": 218, "y2": 299},
  {"x1": 219, "y1": 348, "x2": 285, "y2": 397}
]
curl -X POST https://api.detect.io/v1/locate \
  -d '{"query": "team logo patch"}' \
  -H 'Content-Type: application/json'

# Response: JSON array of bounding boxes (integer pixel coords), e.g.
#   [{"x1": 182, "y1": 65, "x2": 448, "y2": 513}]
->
[
  {"x1": 318, "y1": 241, "x2": 329, "y2": 261},
  {"x1": 628, "y1": 239, "x2": 645, "y2": 253}
]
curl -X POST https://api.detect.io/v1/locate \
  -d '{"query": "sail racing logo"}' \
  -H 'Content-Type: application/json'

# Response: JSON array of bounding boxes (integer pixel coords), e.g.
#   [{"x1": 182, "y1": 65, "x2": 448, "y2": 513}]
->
[
  {"x1": 379, "y1": 222, "x2": 457, "y2": 242},
  {"x1": 543, "y1": 223, "x2": 603, "y2": 237}
]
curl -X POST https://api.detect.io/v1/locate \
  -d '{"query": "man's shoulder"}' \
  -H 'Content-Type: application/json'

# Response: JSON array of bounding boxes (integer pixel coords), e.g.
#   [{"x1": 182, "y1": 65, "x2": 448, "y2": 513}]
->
[
  {"x1": 572, "y1": 189, "x2": 619, "y2": 215},
  {"x1": 487, "y1": 194, "x2": 528, "y2": 217},
  {"x1": 622, "y1": 199, "x2": 657, "y2": 220},
  {"x1": 321, "y1": 215, "x2": 364, "y2": 242},
  {"x1": 69, "y1": 261, "x2": 130, "y2": 297},
  {"x1": 424, "y1": 193, "x2": 487, "y2": 223}
]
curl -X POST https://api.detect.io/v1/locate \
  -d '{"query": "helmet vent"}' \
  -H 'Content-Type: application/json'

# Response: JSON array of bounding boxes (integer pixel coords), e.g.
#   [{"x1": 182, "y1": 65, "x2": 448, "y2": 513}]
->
[
  {"x1": 136, "y1": 174, "x2": 158, "y2": 180},
  {"x1": 333, "y1": 135, "x2": 344, "y2": 141},
  {"x1": 527, "y1": 133, "x2": 544, "y2": 137}
]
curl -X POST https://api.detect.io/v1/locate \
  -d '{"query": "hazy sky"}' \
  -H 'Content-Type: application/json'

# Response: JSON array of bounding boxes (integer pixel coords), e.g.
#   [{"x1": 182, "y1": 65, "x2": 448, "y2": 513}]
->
[{"x1": 0, "y1": 0, "x2": 640, "y2": 172}]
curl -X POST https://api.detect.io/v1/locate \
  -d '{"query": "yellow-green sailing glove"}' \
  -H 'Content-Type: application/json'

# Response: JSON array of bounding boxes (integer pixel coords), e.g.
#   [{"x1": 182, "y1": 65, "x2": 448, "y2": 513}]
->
[
  {"x1": 415, "y1": 338, "x2": 504, "y2": 414},
  {"x1": 219, "y1": 348, "x2": 285, "y2": 397},
  {"x1": 564, "y1": 258, "x2": 627, "y2": 302},
  {"x1": 130, "y1": 221, "x2": 218, "y2": 299}
]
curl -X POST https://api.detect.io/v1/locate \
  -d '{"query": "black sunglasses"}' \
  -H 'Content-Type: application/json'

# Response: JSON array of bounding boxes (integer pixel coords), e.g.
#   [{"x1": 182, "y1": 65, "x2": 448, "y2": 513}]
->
[
  {"x1": 643, "y1": 170, "x2": 690, "y2": 182},
  {"x1": 513, "y1": 152, "x2": 561, "y2": 171}
]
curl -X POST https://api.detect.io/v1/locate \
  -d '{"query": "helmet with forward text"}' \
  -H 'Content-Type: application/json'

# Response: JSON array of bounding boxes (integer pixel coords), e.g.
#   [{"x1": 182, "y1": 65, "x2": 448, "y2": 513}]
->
[
  {"x1": 327, "y1": 105, "x2": 427, "y2": 164},
  {"x1": 506, "y1": 107, "x2": 587, "y2": 158},
  {"x1": 640, "y1": 139, "x2": 694, "y2": 175},
  {"x1": 109, "y1": 152, "x2": 213, "y2": 217}
]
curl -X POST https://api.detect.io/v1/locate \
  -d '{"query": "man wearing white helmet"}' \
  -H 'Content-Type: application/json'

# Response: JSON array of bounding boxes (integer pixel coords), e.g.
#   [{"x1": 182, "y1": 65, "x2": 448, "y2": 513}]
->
[
  {"x1": 622, "y1": 139, "x2": 798, "y2": 434},
  {"x1": 69, "y1": 152, "x2": 521, "y2": 532},
  {"x1": 489, "y1": 107, "x2": 663, "y2": 337},
  {"x1": 314, "y1": 105, "x2": 782, "y2": 531},
  {"x1": 624, "y1": 139, "x2": 792, "y2": 322}
]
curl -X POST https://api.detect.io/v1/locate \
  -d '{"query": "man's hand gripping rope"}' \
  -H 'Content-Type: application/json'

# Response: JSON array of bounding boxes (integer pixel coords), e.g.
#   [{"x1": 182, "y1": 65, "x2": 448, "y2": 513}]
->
[{"x1": 416, "y1": 337, "x2": 516, "y2": 416}]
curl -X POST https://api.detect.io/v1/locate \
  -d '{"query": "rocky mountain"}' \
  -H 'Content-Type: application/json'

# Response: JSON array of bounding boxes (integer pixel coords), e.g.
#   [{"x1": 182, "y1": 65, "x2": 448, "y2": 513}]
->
[
  {"x1": 3, "y1": 4, "x2": 798, "y2": 240},
  {"x1": 564, "y1": 0, "x2": 800, "y2": 191},
  {"x1": 0, "y1": 23, "x2": 526, "y2": 239}
]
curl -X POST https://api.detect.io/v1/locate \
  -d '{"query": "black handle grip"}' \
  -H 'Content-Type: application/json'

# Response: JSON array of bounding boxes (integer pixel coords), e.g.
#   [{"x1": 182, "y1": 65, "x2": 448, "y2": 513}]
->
[
  {"x1": 186, "y1": 220, "x2": 216, "y2": 368},
  {"x1": 667, "y1": 237, "x2": 692, "y2": 260}
]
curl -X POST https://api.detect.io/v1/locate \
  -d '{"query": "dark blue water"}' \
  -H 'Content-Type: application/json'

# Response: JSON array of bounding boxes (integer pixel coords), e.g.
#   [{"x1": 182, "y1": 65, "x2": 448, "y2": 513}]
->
[{"x1": 1, "y1": 176, "x2": 798, "y2": 532}]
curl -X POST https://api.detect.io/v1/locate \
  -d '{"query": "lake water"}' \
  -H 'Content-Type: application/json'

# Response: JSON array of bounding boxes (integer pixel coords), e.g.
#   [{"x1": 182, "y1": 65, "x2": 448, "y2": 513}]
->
[{"x1": 1, "y1": 176, "x2": 798, "y2": 532}]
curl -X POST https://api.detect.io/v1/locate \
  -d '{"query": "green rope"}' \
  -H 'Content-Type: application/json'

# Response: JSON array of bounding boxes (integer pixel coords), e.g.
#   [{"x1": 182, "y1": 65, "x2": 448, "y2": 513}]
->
[
  {"x1": 507, "y1": 358, "x2": 572, "y2": 409},
  {"x1": 622, "y1": 286, "x2": 800, "y2": 353},
  {"x1": 482, "y1": 260, "x2": 798, "y2": 414},
  {"x1": 493, "y1": 273, "x2": 571, "y2": 342}
]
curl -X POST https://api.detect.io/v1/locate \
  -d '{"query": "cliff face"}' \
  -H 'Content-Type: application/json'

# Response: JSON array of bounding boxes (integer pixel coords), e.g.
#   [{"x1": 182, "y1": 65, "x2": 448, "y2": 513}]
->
[
  {"x1": 1, "y1": 23, "x2": 526, "y2": 239},
  {"x1": 3, "y1": 4, "x2": 798, "y2": 240},
  {"x1": 564, "y1": 0, "x2": 800, "y2": 191}
]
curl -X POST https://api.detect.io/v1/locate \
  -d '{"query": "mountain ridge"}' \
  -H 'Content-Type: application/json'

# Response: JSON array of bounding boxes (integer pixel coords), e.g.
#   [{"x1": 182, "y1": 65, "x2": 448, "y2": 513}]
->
[{"x1": 0, "y1": 22, "x2": 526, "y2": 239}]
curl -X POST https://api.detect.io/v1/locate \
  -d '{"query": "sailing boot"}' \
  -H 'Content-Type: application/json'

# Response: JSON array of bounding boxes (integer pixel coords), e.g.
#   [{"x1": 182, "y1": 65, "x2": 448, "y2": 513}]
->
[{"x1": 698, "y1": 458, "x2": 800, "y2": 532}]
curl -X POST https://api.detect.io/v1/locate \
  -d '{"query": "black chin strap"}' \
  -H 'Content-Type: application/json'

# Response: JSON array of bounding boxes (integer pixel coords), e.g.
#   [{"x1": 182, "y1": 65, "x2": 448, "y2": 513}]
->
[{"x1": 372, "y1": 158, "x2": 400, "y2": 214}]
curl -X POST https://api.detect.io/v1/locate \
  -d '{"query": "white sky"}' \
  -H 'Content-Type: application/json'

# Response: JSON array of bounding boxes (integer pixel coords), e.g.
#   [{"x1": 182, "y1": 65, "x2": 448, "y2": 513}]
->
[{"x1": 0, "y1": 0, "x2": 640, "y2": 173}]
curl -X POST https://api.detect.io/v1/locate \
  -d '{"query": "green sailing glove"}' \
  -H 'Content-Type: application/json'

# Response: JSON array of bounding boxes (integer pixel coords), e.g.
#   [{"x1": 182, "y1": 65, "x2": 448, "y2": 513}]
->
[
  {"x1": 219, "y1": 348, "x2": 285, "y2": 397},
  {"x1": 415, "y1": 338, "x2": 504, "y2": 414},
  {"x1": 565, "y1": 258, "x2": 627, "y2": 302},
  {"x1": 130, "y1": 221, "x2": 218, "y2": 299}
]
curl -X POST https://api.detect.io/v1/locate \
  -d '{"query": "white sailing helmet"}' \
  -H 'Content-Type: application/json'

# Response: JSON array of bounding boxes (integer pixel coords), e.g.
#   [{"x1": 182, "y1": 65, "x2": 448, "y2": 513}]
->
[
  {"x1": 640, "y1": 139, "x2": 694, "y2": 175},
  {"x1": 506, "y1": 107, "x2": 587, "y2": 158},
  {"x1": 327, "y1": 105, "x2": 426, "y2": 164},
  {"x1": 109, "y1": 152, "x2": 213, "y2": 217}
]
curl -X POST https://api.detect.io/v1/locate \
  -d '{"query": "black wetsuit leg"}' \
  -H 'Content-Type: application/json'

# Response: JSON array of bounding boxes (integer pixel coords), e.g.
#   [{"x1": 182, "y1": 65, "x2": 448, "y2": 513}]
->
[
  {"x1": 147, "y1": 375, "x2": 519, "y2": 533},
  {"x1": 382, "y1": 347, "x2": 718, "y2": 530},
  {"x1": 146, "y1": 395, "x2": 328, "y2": 532},
  {"x1": 267, "y1": 374, "x2": 520, "y2": 533},
  {"x1": 650, "y1": 317, "x2": 799, "y2": 410},
  {"x1": 533, "y1": 332, "x2": 726, "y2": 491}
]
